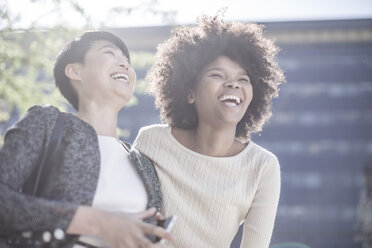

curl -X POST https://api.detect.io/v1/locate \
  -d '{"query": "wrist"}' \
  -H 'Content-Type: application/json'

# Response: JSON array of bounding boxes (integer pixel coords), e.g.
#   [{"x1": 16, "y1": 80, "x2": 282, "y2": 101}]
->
[{"x1": 66, "y1": 206, "x2": 103, "y2": 237}]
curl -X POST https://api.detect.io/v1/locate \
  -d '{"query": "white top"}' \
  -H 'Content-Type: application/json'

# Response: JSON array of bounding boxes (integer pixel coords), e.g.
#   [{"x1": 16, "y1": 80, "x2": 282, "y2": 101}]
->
[
  {"x1": 75, "y1": 135, "x2": 148, "y2": 248},
  {"x1": 133, "y1": 124, "x2": 281, "y2": 248}
]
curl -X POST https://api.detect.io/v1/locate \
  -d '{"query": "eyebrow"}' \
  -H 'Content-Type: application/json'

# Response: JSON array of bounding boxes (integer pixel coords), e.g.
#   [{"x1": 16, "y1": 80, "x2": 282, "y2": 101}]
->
[
  {"x1": 99, "y1": 45, "x2": 119, "y2": 51},
  {"x1": 99, "y1": 45, "x2": 129, "y2": 60},
  {"x1": 206, "y1": 67, "x2": 248, "y2": 76}
]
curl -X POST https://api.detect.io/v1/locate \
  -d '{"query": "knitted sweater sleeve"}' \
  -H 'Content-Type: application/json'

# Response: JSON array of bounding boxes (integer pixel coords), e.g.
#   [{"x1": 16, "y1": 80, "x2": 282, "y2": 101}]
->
[
  {"x1": 240, "y1": 154, "x2": 281, "y2": 248},
  {"x1": 0, "y1": 105, "x2": 78, "y2": 231}
]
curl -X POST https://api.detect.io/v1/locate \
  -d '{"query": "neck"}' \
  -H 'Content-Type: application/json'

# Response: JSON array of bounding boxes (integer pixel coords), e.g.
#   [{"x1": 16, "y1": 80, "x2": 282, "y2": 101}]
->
[
  {"x1": 77, "y1": 102, "x2": 119, "y2": 138},
  {"x1": 175, "y1": 124, "x2": 244, "y2": 157}
]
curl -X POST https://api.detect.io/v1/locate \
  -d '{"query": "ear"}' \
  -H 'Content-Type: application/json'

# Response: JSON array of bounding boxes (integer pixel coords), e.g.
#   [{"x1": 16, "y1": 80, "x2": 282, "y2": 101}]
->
[
  {"x1": 65, "y1": 63, "x2": 82, "y2": 81},
  {"x1": 187, "y1": 90, "x2": 195, "y2": 104}
]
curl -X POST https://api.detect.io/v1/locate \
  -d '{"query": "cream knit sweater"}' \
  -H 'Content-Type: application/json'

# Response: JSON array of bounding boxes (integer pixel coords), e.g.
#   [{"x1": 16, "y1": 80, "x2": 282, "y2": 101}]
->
[{"x1": 133, "y1": 125, "x2": 281, "y2": 248}]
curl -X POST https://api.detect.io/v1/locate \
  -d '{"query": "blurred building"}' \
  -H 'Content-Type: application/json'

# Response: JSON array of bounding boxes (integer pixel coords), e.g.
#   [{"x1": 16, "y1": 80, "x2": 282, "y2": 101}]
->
[{"x1": 114, "y1": 18, "x2": 372, "y2": 248}]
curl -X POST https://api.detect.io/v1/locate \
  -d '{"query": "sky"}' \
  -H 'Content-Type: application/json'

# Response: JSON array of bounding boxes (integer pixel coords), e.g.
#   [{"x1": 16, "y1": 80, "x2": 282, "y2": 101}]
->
[{"x1": 6, "y1": 0, "x2": 372, "y2": 28}]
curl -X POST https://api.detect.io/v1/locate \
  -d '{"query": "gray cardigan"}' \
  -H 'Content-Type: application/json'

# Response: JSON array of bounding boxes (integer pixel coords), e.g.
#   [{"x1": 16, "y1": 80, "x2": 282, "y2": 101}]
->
[{"x1": 0, "y1": 105, "x2": 162, "y2": 245}]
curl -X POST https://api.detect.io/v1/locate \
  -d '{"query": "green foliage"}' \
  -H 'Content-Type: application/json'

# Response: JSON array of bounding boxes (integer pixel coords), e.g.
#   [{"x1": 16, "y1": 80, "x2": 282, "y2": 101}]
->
[
  {"x1": 124, "y1": 52, "x2": 155, "y2": 107},
  {"x1": 130, "y1": 51, "x2": 155, "y2": 70},
  {"x1": 0, "y1": 0, "x2": 160, "y2": 143},
  {"x1": 0, "y1": 0, "x2": 87, "y2": 141},
  {"x1": 0, "y1": 28, "x2": 80, "y2": 118}
]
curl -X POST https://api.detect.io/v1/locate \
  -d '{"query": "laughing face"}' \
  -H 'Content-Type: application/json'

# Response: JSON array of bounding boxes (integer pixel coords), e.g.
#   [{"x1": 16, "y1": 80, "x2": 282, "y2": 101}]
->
[
  {"x1": 77, "y1": 40, "x2": 136, "y2": 107},
  {"x1": 190, "y1": 55, "x2": 253, "y2": 128}
]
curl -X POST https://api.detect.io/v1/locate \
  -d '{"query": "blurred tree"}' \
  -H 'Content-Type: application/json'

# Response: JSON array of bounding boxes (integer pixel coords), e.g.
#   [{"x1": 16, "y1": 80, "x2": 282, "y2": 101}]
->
[
  {"x1": 0, "y1": 0, "x2": 86, "y2": 146},
  {"x1": 0, "y1": 0, "x2": 173, "y2": 144}
]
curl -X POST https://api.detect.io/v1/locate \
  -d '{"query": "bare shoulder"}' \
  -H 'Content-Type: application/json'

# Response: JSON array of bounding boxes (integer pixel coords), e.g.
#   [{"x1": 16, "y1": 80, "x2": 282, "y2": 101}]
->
[
  {"x1": 171, "y1": 127, "x2": 190, "y2": 139},
  {"x1": 170, "y1": 127, "x2": 194, "y2": 147}
]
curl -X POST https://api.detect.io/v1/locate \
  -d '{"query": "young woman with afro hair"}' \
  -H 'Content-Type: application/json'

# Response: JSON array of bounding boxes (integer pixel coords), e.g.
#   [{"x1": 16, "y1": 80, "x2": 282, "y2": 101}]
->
[{"x1": 134, "y1": 15, "x2": 286, "y2": 248}]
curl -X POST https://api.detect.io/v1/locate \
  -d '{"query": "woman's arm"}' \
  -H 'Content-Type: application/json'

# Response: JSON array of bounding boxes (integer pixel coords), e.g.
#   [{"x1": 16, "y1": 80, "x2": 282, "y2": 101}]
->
[
  {"x1": 240, "y1": 155, "x2": 281, "y2": 248},
  {"x1": 0, "y1": 106, "x2": 174, "y2": 246},
  {"x1": 68, "y1": 206, "x2": 174, "y2": 248},
  {"x1": 0, "y1": 105, "x2": 78, "y2": 231}
]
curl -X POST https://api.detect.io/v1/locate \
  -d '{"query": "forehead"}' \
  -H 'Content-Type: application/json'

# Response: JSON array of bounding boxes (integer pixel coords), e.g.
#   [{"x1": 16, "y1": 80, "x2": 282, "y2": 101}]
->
[
  {"x1": 85, "y1": 40, "x2": 129, "y2": 62},
  {"x1": 88, "y1": 40, "x2": 124, "y2": 54},
  {"x1": 204, "y1": 56, "x2": 247, "y2": 74}
]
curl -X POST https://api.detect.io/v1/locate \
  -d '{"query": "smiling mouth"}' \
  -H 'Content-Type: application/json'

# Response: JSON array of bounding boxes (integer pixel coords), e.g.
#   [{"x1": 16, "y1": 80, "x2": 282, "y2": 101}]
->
[
  {"x1": 218, "y1": 95, "x2": 242, "y2": 106},
  {"x1": 110, "y1": 72, "x2": 129, "y2": 82}
]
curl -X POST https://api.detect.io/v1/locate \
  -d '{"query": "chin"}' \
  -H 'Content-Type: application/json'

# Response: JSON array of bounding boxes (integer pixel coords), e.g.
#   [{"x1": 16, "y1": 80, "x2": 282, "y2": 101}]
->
[
  {"x1": 214, "y1": 119, "x2": 240, "y2": 129},
  {"x1": 121, "y1": 98, "x2": 131, "y2": 106},
  {"x1": 219, "y1": 113, "x2": 244, "y2": 124},
  {"x1": 117, "y1": 91, "x2": 133, "y2": 102}
]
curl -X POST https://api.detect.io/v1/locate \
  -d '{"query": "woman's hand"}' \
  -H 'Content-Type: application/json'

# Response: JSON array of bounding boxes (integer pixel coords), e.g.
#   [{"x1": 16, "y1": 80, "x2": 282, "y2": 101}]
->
[
  {"x1": 98, "y1": 208, "x2": 174, "y2": 248},
  {"x1": 67, "y1": 206, "x2": 175, "y2": 248}
]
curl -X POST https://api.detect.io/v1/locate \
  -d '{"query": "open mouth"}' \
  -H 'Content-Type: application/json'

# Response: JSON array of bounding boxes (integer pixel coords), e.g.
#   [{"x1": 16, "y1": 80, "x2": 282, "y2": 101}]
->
[
  {"x1": 110, "y1": 72, "x2": 129, "y2": 82},
  {"x1": 218, "y1": 95, "x2": 242, "y2": 106}
]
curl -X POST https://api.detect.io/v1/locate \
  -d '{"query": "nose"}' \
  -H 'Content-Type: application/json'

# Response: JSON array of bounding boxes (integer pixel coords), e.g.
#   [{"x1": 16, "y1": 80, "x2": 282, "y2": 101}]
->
[
  {"x1": 118, "y1": 57, "x2": 130, "y2": 71},
  {"x1": 224, "y1": 80, "x2": 240, "y2": 89}
]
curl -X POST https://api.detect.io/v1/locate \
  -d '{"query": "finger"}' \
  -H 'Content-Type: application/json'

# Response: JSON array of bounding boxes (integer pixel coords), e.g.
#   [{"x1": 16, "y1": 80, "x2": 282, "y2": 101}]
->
[
  {"x1": 155, "y1": 212, "x2": 164, "y2": 221},
  {"x1": 138, "y1": 236, "x2": 154, "y2": 248},
  {"x1": 152, "y1": 242, "x2": 163, "y2": 248},
  {"x1": 141, "y1": 223, "x2": 175, "y2": 243},
  {"x1": 133, "y1": 208, "x2": 157, "y2": 219},
  {"x1": 121, "y1": 238, "x2": 136, "y2": 248}
]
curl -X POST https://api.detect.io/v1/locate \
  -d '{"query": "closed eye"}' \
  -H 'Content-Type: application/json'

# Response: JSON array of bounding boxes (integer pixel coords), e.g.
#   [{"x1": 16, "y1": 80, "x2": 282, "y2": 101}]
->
[
  {"x1": 239, "y1": 78, "x2": 250, "y2": 83},
  {"x1": 104, "y1": 50, "x2": 115, "y2": 56},
  {"x1": 210, "y1": 73, "x2": 223, "y2": 78}
]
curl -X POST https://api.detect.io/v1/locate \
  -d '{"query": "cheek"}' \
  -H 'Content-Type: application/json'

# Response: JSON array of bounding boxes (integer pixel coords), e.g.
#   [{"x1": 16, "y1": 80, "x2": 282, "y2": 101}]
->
[
  {"x1": 129, "y1": 68, "x2": 136, "y2": 83},
  {"x1": 195, "y1": 79, "x2": 217, "y2": 98},
  {"x1": 246, "y1": 85, "x2": 253, "y2": 101}
]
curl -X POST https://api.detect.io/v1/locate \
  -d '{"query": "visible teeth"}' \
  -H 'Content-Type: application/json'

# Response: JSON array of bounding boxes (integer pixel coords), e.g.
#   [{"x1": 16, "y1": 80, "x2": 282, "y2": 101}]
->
[
  {"x1": 218, "y1": 95, "x2": 241, "y2": 105},
  {"x1": 111, "y1": 73, "x2": 129, "y2": 81}
]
